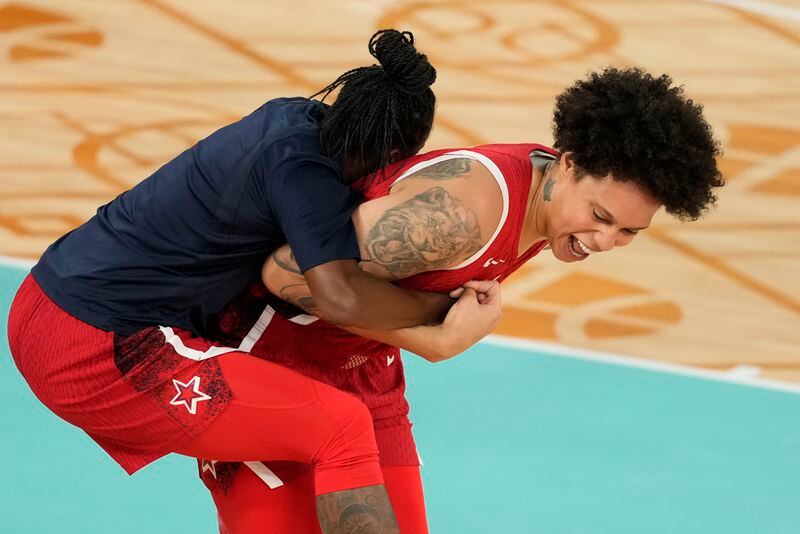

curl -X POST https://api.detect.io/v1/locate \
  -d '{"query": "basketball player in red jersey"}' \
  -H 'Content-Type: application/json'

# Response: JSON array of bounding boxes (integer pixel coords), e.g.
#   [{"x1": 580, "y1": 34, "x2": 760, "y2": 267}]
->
[{"x1": 199, "y1": 67, "x2": 724, "y2": 533}]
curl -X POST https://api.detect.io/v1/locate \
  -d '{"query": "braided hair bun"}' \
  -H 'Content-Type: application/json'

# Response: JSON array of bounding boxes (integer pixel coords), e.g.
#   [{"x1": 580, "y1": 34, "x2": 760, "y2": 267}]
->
[
  {"x1": 313, "y1": 29, "x2": 438, "y2": 183},
  {"x1": 370, "y1": 29, "x2": 436, "y2": 94}
]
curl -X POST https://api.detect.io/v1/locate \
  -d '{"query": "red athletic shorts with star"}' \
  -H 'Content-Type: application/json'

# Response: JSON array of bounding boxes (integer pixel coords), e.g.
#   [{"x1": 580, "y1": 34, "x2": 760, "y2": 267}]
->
[
  {"x1": 7, "y1": 276, "x2": 234, "y2": 473},
  {"x1": 7, "y1": 275, "x2": 383, "y2": 496}
]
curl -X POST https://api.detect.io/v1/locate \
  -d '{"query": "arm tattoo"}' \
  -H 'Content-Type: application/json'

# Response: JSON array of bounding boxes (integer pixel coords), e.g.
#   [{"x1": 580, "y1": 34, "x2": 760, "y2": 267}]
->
[
  {"x1": 317, "y1": 485, "x2": 399, "y2": 534},
  {"x1": 365, "y1": 186, "x2": 482, "y2": 279},
  {"x1": 273, "y1": 247, "x2": 301, "y2": 274},
  {"x1": 408, "y1": 158, "x2": 472, "y2": 180},
  {"x1": 278, "y1": 283, "x2": 317, "y2": 314}
]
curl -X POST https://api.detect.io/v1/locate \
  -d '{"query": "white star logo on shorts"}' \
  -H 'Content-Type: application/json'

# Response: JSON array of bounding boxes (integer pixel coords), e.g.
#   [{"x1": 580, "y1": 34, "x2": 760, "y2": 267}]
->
[{"x1": 170, "y1": 376, "x2": 212, "y2": 415}]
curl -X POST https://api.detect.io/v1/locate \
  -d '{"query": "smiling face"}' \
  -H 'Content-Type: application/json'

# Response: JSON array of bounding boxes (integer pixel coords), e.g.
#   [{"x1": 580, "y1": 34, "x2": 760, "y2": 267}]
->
[{"x1": 541, "y1": 153, "x2": 661, "y2": 263}]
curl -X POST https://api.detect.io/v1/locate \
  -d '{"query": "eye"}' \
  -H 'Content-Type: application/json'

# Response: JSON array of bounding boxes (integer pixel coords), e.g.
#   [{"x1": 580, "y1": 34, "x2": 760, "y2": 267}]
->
[
  {"x1": 592, "y1": 209, "x2": 608, "y2": 223},
  {"x1": 624, "y1": 228, "x2": 639, "y2": 236}
]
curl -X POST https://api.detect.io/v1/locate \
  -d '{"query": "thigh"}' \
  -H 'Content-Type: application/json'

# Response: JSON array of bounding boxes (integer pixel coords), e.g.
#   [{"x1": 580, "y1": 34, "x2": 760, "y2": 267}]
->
[{"x1": 177, "y1": 353, "x2": 374, "y2": 465}]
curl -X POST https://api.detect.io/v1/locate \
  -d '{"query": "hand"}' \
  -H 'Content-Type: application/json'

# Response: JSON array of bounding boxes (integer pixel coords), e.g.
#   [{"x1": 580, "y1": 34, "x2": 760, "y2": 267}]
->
[
  {"x1": 438, "y1": 281, "x2": 502, "y2": 360},
  {"x1": 449, "y1": 279, "x2": 500, "y2": 303}
]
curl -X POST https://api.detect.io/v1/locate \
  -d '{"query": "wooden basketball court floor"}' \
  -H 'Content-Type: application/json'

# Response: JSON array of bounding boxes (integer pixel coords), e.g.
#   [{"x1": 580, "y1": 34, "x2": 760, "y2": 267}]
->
[{"x1": 0, "y1": 1, "x2": 798, "y2": 532}]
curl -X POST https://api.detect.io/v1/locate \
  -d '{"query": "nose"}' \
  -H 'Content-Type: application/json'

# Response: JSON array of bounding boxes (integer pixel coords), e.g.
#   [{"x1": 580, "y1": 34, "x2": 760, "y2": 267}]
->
[
  {"x1": 615, "y1": 231, "x2": 636, "y2": 248},
  {"x1": 595, "y1": 229, "x2": 616, "y2": 252}
]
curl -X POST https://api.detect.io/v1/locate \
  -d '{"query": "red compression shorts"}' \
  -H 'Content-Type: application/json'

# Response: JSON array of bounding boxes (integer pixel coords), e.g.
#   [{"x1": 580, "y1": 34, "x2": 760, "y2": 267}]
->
[
  {"x1": 200, "y1": 460, "x2": 429, "y2": 534},
  {"x1": 176, "y1": 355, "x2": 384, "y2": 495}
]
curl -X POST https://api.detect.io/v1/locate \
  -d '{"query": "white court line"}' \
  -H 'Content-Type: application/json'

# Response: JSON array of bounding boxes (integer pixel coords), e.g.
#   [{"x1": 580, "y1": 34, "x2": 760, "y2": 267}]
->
[
  {"x1": 484, "y1": 334, "x2": 800, "y2": 396},
  {"x1": 0, "y1": 254, "x2": 35, "y2": 270},
  {"x1": 705, "y1": 0, "x2": 800, "y2": 21},
  {"x1": 1, "y1": 254, "x2": 797, "y2": 396},
  {"x1": 724, "y1": 364, "x2": 763, "y2": 380}
]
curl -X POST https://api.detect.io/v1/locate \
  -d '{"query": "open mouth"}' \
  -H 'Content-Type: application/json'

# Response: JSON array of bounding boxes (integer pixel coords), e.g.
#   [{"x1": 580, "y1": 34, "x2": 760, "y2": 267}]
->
[{"x1": 568, "y1": 235, "x2": 593, "y2": 259}]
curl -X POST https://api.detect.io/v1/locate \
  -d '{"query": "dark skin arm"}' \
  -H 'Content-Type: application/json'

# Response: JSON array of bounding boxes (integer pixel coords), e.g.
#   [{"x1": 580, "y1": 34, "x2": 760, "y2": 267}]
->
[
  {"x1": 272, "y1": 157, "x2": 502, "y2": 331},
  {"x1": 303, "y1": 259, "x2": 453, "y2": 329},
  {"x1": 266, "y1": 246, "x2": 501, "y2": 362}
]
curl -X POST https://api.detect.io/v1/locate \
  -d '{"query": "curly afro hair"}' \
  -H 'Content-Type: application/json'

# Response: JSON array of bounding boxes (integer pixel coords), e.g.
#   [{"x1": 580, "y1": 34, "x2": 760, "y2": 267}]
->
[{"x1": 552, "y1": 67, "x2": 724, "y2": 220}]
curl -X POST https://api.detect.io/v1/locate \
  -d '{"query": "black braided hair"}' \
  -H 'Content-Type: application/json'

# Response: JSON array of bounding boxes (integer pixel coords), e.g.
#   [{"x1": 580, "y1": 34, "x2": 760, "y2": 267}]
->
[
  {"x1": 553, "y1": 67, "x2": 724, "y2": 220},
  {"x1": 312, "y1": 29, "x2": 437, "y2": 183}
]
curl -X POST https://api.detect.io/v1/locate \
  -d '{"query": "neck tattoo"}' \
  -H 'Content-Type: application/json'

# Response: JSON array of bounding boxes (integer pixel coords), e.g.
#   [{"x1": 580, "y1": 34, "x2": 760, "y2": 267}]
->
[{"x1": 542, "y1": 160, "x2": 555, "y2": 202}]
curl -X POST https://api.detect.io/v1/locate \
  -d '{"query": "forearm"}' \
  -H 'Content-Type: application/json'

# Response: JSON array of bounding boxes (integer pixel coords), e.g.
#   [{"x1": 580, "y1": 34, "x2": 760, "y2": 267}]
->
[
  {"x1": 263, "y1": 249, "x2": 499, "y2": 359},
  {"x1": 307, "y1": 263, "x2": 453, "y2": 329},
  {"x1": 264, "y1": 249, "x2": 453, "y2": 329},
  {"x1": 343, "y1": 283, "x2": 503, "y2": 361},
  {"x1": 342, "y1": 324, "x2": 460, "y2": 363}
]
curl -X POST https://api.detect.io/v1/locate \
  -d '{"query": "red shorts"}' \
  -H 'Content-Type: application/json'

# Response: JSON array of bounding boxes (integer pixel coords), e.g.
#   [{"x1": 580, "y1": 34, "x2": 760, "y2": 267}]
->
[
  {"x1": 210, "y1": 282, "x2": 423, "y2": 467},
  {"x1": 7, "y1": 275, "x2": 384, "y2": 495},
  {"x1": 7, "y1": 275, "x2": 234, "y2": 473},
  {"x1": 199, "y1": 460, "x2": 429, "y2": 533}
]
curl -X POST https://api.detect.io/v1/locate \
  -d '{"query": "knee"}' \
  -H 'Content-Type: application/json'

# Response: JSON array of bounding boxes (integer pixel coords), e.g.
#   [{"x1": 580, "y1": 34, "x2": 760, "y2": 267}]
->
[{"x1": 312, "y1": 386, "x2": 378, "y2": 468}]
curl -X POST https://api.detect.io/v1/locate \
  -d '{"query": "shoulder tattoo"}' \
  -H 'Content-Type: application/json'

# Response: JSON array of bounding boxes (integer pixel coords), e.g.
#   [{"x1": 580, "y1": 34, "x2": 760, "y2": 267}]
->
[
  {"x1": 365, "y1": 186, "x2": 482, "y2": 278},
  {"x1": 409, "y1": 158, "x2": 472, "y2": 180}
]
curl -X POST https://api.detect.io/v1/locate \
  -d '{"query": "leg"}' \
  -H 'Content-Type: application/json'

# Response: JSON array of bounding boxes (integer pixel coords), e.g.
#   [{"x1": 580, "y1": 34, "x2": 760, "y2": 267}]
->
[
  {"x1": 201, "y1": 461, "x2": 428, "y2": 534},
  {"x1": 383, "y1": 466, "x2": 429, "y2": 533},
  {"x1": 176, "y1": 354, "x2": 399, "y2": 533},
  {"x1": 8, "y1": 278, "x2": 397, "y2": 531},
  {"x1": 204, "y1": 462, "x2": 319, "y2": 534},
  {"x1": 316, "y1": 485, "x2": 398, "y2": 534}
]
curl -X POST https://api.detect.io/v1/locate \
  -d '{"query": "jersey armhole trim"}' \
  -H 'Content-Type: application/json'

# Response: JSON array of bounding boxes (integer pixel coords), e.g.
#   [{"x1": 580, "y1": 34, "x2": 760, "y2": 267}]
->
[{"x1": 389, "y1": 150, "x2": 510, "y2": 271}]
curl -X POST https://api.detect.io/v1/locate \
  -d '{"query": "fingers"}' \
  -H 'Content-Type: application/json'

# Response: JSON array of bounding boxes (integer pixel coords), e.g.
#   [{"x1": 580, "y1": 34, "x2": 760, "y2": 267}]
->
[
  {"x1": 464, "y1": 280, "x2": 499, "y2": 293},
  {"x1": 450, "y1": 280, "x2": 501, "y2": 305},
  {"x1": 457, "y1": 288, "x2": 478, "y2": 301},
  {"x1": 449, "y1": 287, "x2": 465, "y2": 299},
  {"x1": 462, "y1": 279, "x2": 500, "y2": 294},
  {"x1": 484, "y1": 283, "x2": 501, "y2": 307},
  {"x1": 462, "y1": 281, "x2": 501, "y2": 309},
  {"x1": 452, "y1": 280, "x2": 499, "y2": 296},
  {"x1": 451, "y1": 288, "x2": 484, "y2": 310}
]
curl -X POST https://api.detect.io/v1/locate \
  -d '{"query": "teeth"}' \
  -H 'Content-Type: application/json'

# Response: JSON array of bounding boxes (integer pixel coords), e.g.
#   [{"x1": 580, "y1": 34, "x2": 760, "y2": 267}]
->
[
  {"x1": 569, "y1": 236, "x2": 582, "y2": 258},
  {"x1": 576, "y1": 238, "x2": 593, "y2": 255}
]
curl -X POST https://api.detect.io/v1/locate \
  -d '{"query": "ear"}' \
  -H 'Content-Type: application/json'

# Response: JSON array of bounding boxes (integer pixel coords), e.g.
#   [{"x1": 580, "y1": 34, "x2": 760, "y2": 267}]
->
[
  {"x1": 560, "y1": 151, "x2": 575, "y2": 176},
  {"x1": 563, "y1": 151, "x2": 590, "y2": 182},
  {"x1": 388, "y1": 148, "x2": 403, "y2": 164}
]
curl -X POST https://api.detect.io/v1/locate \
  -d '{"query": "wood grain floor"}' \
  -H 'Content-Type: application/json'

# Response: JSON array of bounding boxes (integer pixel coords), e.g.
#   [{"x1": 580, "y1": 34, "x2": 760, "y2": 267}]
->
[{"x1": 1, "y1": 0, "x2": 797, "y2": 382}]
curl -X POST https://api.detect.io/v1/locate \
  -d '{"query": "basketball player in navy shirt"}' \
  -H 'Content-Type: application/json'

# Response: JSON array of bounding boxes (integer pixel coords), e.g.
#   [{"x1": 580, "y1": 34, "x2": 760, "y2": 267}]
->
[{"x1": 7, "y1": 30, "x2": 497, "y2": 532}]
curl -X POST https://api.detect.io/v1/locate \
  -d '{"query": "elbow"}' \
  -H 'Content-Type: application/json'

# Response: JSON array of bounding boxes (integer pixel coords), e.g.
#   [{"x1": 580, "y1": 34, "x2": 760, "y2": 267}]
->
[
  {"x1": 425, "y1": 350, "x2": 461, "y2": 364},
  {"x1": 426, "y1": 329, "x2": 475, "y2": 362},
  {"x1": 420, "y1": 351, "x2": 448, "y2": 363},
  {"x1": 418, "y1": 339, "x2": 463, "y2": 363}
]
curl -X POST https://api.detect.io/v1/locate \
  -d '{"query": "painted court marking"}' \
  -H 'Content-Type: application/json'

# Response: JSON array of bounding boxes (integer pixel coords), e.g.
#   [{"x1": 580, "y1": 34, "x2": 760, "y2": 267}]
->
[
  {"x1": 0, "y1": 254, "x2": 34, "y2": 270},
  {"x1": 3, "y1": 255, "x2": 798, "y2": 396},
  {"x1": 485, "y1": 335, "x2": 800, "y2": 396},
  {"x1": 705, "y1": 0, "x2": 800, "y2": 22}
]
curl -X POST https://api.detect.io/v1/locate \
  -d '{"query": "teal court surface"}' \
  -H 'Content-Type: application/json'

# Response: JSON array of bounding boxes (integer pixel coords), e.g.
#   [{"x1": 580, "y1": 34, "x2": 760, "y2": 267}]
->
[{"x1": 1, "y1": 260, "x2": 799, "y2": 534}]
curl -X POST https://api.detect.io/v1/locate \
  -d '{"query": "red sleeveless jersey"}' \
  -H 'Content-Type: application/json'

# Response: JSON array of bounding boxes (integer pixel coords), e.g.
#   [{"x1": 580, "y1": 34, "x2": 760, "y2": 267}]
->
[{"x1": 212, "y1": 143, "x2": 557, "y2": 465}]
